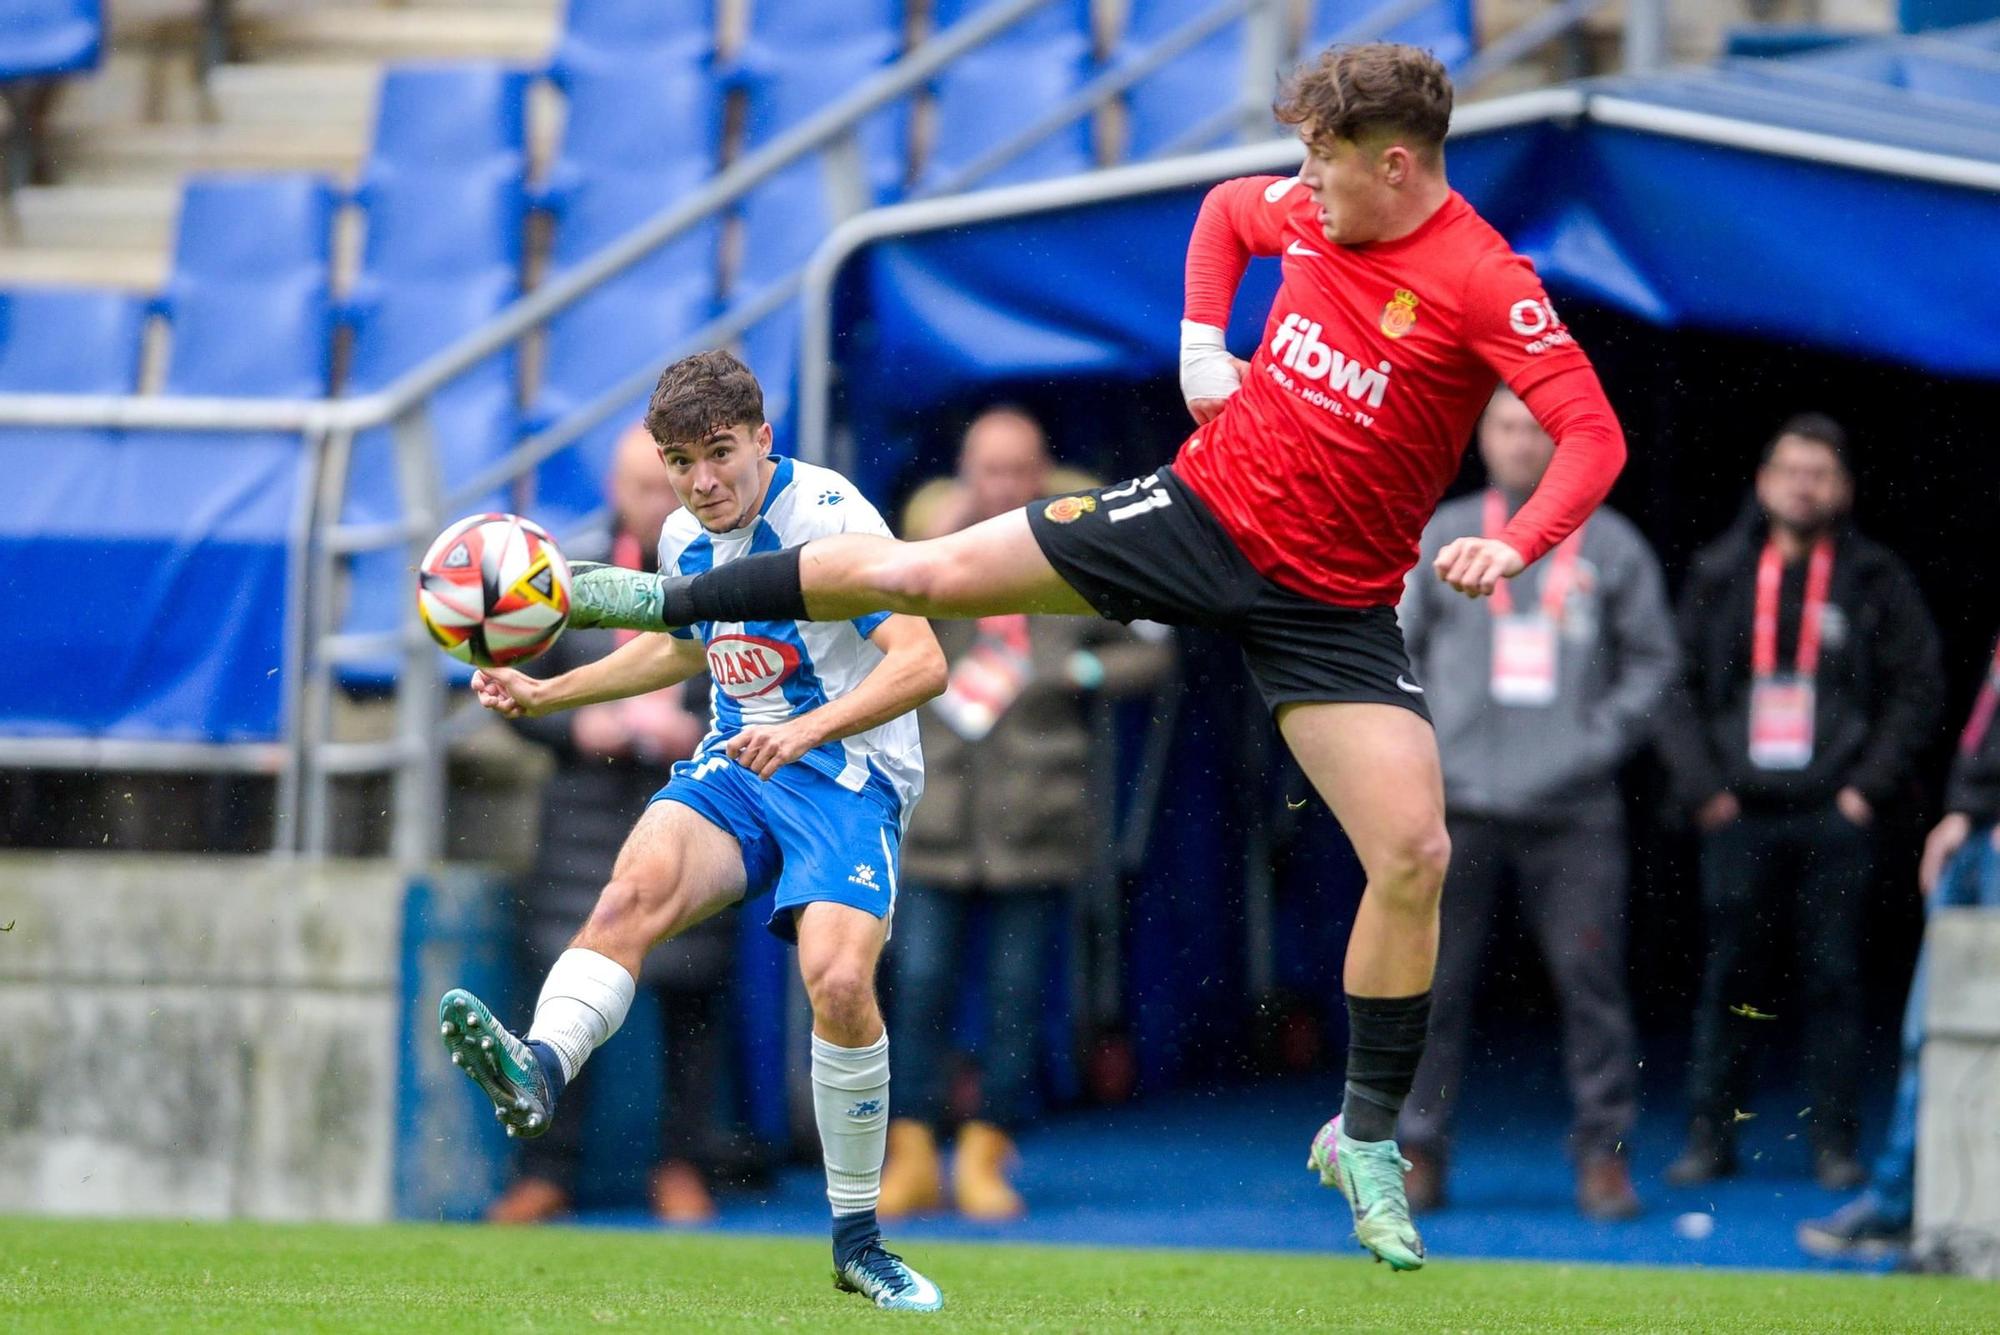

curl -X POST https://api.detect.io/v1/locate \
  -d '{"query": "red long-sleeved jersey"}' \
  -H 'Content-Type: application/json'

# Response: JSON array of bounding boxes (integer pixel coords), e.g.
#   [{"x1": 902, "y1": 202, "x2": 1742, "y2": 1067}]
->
[{"x1": 1176, "y1": 175, "x2": 1627, "y2": 606}]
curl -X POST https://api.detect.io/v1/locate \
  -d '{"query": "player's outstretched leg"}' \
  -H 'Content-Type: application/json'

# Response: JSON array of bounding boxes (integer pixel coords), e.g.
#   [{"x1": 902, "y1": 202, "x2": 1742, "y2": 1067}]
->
[{"x1": 797, "y1": 903, "x2": 943, "y2": 1312}]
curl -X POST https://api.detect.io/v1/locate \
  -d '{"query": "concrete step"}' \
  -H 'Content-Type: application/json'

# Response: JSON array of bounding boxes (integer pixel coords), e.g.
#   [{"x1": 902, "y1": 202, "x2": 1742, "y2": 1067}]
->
[
  {"x1": 47, "y1": 120, "x2": 364, "y2": 186},
  {"x1": 233, "y1": 4, "x2": 557, "y2": 64},
  {"x1": 5, "y1": 184, "x2": 183, "y2": 253},
  {"x1": 0, "y1": 246, "x2": 165, "y2": 291},
  {"x1": 206, "y1": 60, "x2": 380, "y2": 131}
]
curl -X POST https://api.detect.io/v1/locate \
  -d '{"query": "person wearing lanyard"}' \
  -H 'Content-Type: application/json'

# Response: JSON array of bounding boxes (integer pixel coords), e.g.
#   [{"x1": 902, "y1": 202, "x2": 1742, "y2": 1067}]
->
[
  {"x1": 1800, "y1": 628, "x2": 2000, "y2": 1258},
  {"x1": 1661, "y1": 414, "x2": 1943, "y2": 1193},
  {"x1": 1396, "y1": 388, "x2": 1678, "y2": 1219}
]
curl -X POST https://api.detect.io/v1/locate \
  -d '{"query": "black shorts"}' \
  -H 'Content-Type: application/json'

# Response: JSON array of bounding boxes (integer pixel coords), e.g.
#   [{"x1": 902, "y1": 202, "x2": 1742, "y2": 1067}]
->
[{"x1": 1027, "y1": 466, "x2": 1430, "y2": 721}]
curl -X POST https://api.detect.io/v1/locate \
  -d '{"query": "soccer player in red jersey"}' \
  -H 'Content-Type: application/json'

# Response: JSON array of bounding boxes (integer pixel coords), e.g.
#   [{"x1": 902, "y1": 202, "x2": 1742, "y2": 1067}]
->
[{"x1": 566, "y1": 43, "x2": 1626, "y2": 1269}]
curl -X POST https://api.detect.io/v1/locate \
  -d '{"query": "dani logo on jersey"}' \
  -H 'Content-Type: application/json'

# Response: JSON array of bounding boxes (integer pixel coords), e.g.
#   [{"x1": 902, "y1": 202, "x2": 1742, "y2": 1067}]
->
[
  {"x1": 706, "y1": 634, "x2": 802, "y2": 699},
  {"x1": 1267, "y1": 313, "x2": 1393, "y2": 417}
]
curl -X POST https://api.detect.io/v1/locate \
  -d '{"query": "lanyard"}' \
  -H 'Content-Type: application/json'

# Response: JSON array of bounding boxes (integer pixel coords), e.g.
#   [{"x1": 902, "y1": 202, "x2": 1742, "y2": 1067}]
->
[
  {"x1": 1484, "y1": 490, "x2": 1586, "y2": 620},
  {"x1": 1960, "y1": 633, "x2": 2000, "y2": 758},
  {"x1": 1752, "y1": 536, "x2": 1835, "y2": 679}
]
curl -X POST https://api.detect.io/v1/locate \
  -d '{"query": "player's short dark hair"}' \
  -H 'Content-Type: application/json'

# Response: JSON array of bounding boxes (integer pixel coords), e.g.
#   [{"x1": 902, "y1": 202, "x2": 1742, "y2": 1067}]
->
[
  {"x1": 1275, "y1": 43, "x2": 1453, "y2": 160},
  {"x1": 1762, "y1": 412, "x2": 1850, "y2": 469},
  {"x1": 645, "y1": 349, "x2": 765, "y2": 446}
]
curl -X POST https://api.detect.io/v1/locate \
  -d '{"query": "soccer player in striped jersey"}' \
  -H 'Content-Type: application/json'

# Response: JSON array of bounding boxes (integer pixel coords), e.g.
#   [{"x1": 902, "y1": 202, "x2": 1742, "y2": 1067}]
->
[{"x1": 438, "y1": 351, "x2": 948, "y2": 1312}]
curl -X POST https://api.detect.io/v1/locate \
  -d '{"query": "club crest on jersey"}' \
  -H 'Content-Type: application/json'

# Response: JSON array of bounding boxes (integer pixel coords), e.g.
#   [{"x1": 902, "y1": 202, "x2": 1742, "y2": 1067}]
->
[
  {"x1": 706, "y1": 634, "x2": 801, "y2": 699},
  {"x1": 1380, "y1": 289, "x2": 1420, "y2": 339},
  {"x1": 1044, "y1": 495, "x2": 1097, "y2": 524}
]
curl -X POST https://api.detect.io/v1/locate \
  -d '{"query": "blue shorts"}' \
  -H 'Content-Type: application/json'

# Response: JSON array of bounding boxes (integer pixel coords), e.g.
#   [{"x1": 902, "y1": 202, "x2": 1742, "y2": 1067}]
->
[{"x1": 652, "y1": 754, "x2": 902, "y2": 942}]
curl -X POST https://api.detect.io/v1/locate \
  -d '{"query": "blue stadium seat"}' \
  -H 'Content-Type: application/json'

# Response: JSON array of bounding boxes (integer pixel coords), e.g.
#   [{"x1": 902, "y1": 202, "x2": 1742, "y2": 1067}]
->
[
  {"x1": 541, "y1": 56, "x2": 721, "y2": 203},
  {"x1": 553, "y1": 0, "x2": 713, "y2": 82},
  {"x1": 0, "y1": 0, "x2": 103, "y2": 82},
  {"x1": 0, "y1": 285, "x2": 143, "y2": 393},
  {"x1": 920, "y1": 0, "x2": 1094, "y2": 191},
  {"x1": 738, "y1": 0, "x2": 901, "y2": 71},
  {"x1": 733, "y1": 178, "x2": 826, "y2": 299},
  {"x1": 160, "y1": 174, "x2": 336, "y2": 398},
  {"x1": 1309, "y1": 0, "x2": 1475, "y2": 71},
  {"x1": 1121, "y1": 0, "x2": 1250, "y2": 160},
  {"x1": 367, "y1": 62, "x2": 529, "y2": 176},
  {"x1": 739, "y1": 43, "x2": 907, "y2": 205}
]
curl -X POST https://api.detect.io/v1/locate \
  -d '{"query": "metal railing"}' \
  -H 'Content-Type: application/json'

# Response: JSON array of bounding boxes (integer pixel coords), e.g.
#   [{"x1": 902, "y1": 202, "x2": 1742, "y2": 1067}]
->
[
  {"x1": 0, "y1": 0, "x2": 1299, "y2": 868},
  {"x1": 0, "y1": 1, "x2": 1709, "y2": 868}
]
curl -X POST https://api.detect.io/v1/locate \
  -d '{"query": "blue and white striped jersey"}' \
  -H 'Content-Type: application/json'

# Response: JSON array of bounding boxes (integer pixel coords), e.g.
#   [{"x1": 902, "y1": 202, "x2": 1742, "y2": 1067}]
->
[{"x1": 660, "y1": 455, "x2": 924, "y2": 823}]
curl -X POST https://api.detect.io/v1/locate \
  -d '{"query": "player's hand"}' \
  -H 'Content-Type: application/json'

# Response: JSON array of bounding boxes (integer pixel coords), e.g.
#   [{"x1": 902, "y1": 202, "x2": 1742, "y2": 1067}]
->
[
  {"x1": 1187, "y1": 358, "x2": 1250, "y2": 425},
  {"x1": 1434, "y1": 537, "x2": 1526, "y2": 598},
  {"x1": 471, "y1": 667, "x2": 546, "y2": 719},
  {"x1": 1919, "y1": 811, "x2": 1973, "y2": 897},
  {"x1": 726, "y1": 719, "x2": 822, "y2": 781},
  {"x1": 1180, "y1": 320, "x2": 1247, "y2": 425},
  {"x1": 1835, "y1": 786, "x2": 1874, "y2": 829}
]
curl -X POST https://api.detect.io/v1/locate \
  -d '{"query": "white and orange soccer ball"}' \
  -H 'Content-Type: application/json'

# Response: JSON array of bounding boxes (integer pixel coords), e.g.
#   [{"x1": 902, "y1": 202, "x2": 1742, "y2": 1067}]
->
[{"x1": 416, "y1": 513, "x2": 572, "y2": 668}]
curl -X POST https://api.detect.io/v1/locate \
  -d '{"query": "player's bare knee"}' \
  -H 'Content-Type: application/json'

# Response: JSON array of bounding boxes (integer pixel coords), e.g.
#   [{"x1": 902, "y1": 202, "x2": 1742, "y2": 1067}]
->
[
  {"x1": 1376, "y1": 823, "x2": 1451, "y2": 911},
  {"x1": 802, "y1": 956, "x2": 878, "y2": 1035}
]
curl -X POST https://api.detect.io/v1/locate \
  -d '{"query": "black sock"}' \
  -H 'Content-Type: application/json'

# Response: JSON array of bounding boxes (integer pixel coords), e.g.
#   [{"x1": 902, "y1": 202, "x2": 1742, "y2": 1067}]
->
[
  {"x1": 663, "y1": 545, "x2": 809, "y2": 626},
  {"x1": 1340, "y1": 992, "x2": 1431, "y2": 1143}
]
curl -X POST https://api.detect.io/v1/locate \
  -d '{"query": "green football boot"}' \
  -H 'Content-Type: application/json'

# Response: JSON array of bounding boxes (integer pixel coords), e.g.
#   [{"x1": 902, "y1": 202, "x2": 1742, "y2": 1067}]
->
[
  {"x1": 437, "y1": 988, "x2": 556, "y2": 1139},
  {"x1": 1308, "y1": 1115, "x2": 1426, "y2": 1271}
]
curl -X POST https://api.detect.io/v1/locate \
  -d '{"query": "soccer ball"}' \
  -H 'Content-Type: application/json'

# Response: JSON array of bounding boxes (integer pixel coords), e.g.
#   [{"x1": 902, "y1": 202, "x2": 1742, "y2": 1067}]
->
[{"x1": 416, "y1": 513, "x2": 572, "y2": 668}]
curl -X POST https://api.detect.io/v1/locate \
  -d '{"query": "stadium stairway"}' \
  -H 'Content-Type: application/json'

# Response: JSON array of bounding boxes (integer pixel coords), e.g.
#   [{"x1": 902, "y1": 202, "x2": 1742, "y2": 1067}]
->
[{"x1": 0, "y1": 0, "x2": 558, "y2": 290}]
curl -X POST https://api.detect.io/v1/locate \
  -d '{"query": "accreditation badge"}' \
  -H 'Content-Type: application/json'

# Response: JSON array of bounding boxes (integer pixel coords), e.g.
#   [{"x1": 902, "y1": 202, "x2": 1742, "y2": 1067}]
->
[
  {"x1": 1749, "y1": 674, "x2": 1816, "y2": 771},
  {"x1": 1490, "y1": 613, "x2": 1560, "y2": 707}
]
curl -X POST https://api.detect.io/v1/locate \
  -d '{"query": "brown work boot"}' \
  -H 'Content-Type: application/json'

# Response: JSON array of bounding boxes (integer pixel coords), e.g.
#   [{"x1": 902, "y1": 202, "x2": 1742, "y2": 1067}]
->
[
  {"x1": 877, "y1": 1118, "x2": 945, "y2": 1218},
  {"x1": 485, "y1": 1175, "x2": 569, "y2": 1225},
  {"x1": 651, "y1": 1159, "x2": 717, "y2": 1224},
  {"x1": 1577, "y1": 1152, "x2": 1643, "y2": 1221},
  {"x1": 1403, "y1": 1143, "x2": 1447, "y2": 1213},
  {"x1": 953, "y1": 1120, "x2": 1025, "y2": 1221}
]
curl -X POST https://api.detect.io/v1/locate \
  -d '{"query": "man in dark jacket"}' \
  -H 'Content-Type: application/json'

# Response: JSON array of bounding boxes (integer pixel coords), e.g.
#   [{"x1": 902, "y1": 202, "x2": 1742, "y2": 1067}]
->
[
  {"x1": 486, "y1": 424, "x2": 734, "y2": 1224},
  {"x1": 1661, "y1": 414, "x2": 1944, "y2": 1191},
  {"x1": 1397, "y1": 388, "x2": 1677, "y2": 1220},
  {"x1": 1800, "y1": 626, "x2": 2000, "y2": 1255},
  {"x1": 876, "y1": 407, "x2": 1171, "y2": 1220}
]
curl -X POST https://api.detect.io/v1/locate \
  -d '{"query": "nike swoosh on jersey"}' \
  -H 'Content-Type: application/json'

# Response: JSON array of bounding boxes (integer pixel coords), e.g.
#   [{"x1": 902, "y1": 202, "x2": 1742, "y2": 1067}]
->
[
  {"x1": 1396, "y1": 676, "x2": 1425, "y2": 695},
  {"x1": 1286, "y1": 240, "x2": 1322, "y2": 258}
]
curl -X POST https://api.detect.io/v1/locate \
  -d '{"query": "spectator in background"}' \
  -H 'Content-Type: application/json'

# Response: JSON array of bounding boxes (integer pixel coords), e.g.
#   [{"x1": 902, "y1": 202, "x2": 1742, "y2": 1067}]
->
[
  {"x1": 1801, "y1": 624, "x2": 2000, "y2": 1256},
  {"x1": 1395, "y1": 388, "x2": 1676, "y2": 1220},
  {"x1": 877, "y1": 407, "x2": 1171, "y2": 1221},
  {"x1": 487, "y1": 423, "x2": 739, "y2": 1225},
  {"x1": 1662, "y1": 414, "x2": 1943, "y2": 1191}
]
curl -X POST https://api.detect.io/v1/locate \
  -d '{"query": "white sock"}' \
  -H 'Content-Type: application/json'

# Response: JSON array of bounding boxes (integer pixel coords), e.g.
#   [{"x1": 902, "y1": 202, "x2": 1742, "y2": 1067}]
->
[
  {"x1": 811, "y1": 1032, "x2": 890, "y2": 1217},
  {"x1": 526, "y1": 948, "x2": 636, "y2": 1083}
]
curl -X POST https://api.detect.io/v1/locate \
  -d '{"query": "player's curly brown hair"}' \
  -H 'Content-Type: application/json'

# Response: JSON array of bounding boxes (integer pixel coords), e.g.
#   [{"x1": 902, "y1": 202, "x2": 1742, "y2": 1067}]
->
[
  {"x1": 646, "y1": 349, "x2": 766, "y2": 446},
  {"x1": 1275, "y1": 43, "x2": 1453, "y2": 160}
]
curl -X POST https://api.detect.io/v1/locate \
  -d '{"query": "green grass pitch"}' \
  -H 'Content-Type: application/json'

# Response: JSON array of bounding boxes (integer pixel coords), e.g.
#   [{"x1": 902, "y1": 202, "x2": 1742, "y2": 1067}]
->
[{"x1": 4, "y1": 1218, "x2": 1996, "y2": 1332}]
